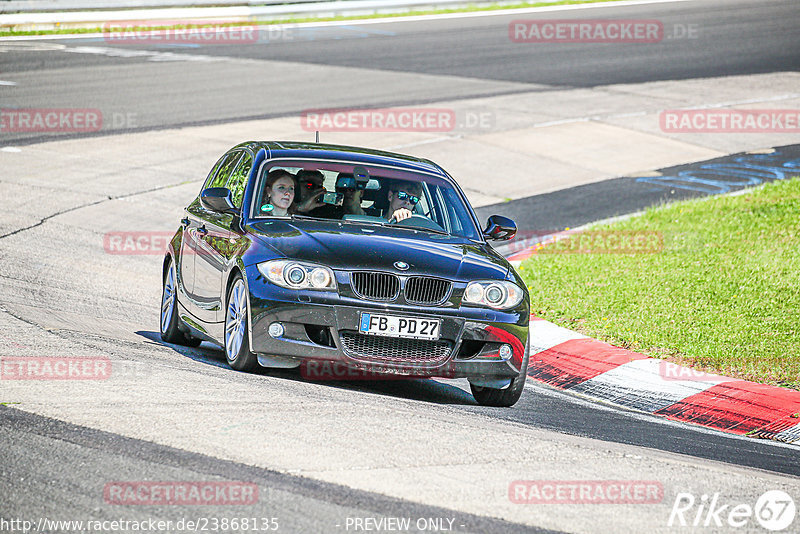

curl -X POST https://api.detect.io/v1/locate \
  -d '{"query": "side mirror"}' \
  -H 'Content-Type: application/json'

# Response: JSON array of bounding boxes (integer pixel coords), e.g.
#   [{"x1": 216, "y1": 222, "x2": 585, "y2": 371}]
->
[
  {"x1": 483, "y1": 215, "x2": 517, "y2": 241},
  {"x1": 200, "y1": 187, "x2": 237, "y2": 214}
]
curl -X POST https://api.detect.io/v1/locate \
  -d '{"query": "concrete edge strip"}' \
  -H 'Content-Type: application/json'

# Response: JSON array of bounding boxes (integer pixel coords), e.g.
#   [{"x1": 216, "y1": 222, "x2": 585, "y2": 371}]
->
[
  {"x1": 525, "y1": 317, "x2": 800, "y2": 444},
  {"x1": 0, "y1": 0, "x2": 692, "y2": 28}
]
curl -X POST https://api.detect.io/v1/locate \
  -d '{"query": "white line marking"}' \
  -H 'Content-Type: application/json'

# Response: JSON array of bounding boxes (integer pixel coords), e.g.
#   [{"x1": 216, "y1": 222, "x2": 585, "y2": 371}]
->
[
  {"x1": 62, "y1": 45, "x2": 223, "y2": 62},
  {"x1": 774, "y1": 424, "x2": 800, "y2": 444},
  {"x1": 571, "y1": 358, "x2": 728, "y2": 413},
  {"x1": 677, "y1": 93, "x2": 800, "y2": 110},
  {"x1": 388, "y1": 135, "x2": 458, "y2": 150},
  {"x1": 0, "y1": 80, "x2": 17, "y2": 86},
  {"x1": 533, "y1": 117, "x2": 591, "y2": 128},
  {"x1": 529, "y1": 319, "x2": 587, "y2": 354}
]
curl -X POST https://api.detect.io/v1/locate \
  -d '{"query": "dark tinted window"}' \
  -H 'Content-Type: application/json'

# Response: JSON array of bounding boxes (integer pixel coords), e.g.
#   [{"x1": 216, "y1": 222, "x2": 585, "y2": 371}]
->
[
  {"x1": 251, "y1": 159, "x2": 480, "y2": 240},
  {"x1": 226, "y1": 152, "x2": 252, "y2": 209}
]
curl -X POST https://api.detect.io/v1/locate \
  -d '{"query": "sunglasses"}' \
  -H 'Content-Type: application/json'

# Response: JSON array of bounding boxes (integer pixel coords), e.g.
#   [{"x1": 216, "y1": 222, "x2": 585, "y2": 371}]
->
[
  {"x1": 396, "y1": 190, "x2": 420, "y2": 206},
  {"x1": 301, "y1": 181, "x2": 322, "y2": 189}
]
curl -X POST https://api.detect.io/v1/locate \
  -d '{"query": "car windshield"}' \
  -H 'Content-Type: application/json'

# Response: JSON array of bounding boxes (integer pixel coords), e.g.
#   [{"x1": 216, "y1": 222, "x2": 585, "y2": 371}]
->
[{"x1": 251, "y1": 159, "x2": 481, "y2": 240}]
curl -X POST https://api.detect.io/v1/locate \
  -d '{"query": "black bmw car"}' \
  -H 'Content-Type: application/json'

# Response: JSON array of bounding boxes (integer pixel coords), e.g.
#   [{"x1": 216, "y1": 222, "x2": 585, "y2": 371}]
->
[{"x1": 160, "y1": 141, "x2": 530, "y2": 406}]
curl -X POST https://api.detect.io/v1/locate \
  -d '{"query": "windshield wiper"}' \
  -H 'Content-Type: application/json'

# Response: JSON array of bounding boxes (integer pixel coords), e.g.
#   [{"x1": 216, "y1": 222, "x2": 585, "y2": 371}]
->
[
  {"x1": 291, "y1": 214, "x2": 330, "y2": 221},
  {"x1": 388, "y1": 223, "x2": 450, "y2": 236}
]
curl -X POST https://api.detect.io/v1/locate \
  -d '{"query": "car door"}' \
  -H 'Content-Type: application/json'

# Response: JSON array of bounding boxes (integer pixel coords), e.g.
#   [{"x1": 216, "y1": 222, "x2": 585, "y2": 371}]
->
[
  {"x1": 178, "y1": 154, "x2": 225, "y2": 318},
  {"x1": 192, "y1": 150, "x2": 255, "y2": 338},
  {"x1": 184, "y1": 150, "x2": 242, "y2": 326},
  {"x1": 212, "y1": 151, "x2": 255, "y2": 330}
]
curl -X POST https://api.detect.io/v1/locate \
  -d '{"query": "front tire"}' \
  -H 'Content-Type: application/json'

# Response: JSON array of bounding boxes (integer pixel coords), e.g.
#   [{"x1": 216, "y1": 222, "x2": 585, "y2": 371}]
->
[
  {"x1": 224, "y1": 274, "x2": 258, "y2": 372},
  {"x1": 470, "y1": 342, "x2": 529, "y2": 407},
  {"x1": 160, "y1": 258, "x2": 201, "y2": 347}
]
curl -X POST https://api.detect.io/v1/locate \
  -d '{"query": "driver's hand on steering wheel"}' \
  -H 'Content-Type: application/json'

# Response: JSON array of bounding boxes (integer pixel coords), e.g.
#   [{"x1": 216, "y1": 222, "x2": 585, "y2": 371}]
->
[{"x1": 389, "y1": 208, "x2": 412, "y2": 222}]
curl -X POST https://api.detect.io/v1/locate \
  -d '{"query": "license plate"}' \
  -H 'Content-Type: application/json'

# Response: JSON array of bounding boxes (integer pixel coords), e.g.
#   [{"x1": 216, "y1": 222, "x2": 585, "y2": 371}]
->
[{"x1": 358, "y1": 313, "x2": 440, "y2": 340}]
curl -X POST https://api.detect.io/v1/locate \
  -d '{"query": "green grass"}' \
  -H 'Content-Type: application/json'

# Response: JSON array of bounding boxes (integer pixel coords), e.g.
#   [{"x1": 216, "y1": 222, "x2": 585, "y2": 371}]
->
[
  {"x1": 0, "y1": 0, "x2": 625, "y2": 37},
  {"x1": 518, "y1": 177, "x2": 800, "y2": 390}
]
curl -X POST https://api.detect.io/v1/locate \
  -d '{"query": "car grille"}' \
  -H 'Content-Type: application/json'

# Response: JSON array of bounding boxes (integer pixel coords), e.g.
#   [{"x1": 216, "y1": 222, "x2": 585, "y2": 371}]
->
[
  {"x1": 350, "y1": 272, "x2": 452, "y2": 305},
  {"x1": 339, "y1": 331, "x2": 452, "y2": 364},
  {"x1": 405, "y1": 276, "x2": 451, "y2": 305},
  {"x1": 350, "y1": 272, "x2": 400, "y2": 301}
]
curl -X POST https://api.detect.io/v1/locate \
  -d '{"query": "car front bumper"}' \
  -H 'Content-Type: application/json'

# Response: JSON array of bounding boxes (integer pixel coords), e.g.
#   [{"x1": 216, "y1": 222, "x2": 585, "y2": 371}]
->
[{"x1": 247, "y1": 275, "x2": 528, "y2": 381}]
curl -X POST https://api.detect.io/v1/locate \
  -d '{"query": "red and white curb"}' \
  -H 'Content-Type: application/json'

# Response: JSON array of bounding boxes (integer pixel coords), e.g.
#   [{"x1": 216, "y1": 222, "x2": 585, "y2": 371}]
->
[{"x1": 526, "y1": 317, "x2": 800, "y2": 444}]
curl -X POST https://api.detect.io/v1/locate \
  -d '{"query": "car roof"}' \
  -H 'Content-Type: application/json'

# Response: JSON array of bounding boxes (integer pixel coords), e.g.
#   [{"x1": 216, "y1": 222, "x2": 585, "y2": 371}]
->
[{"x1": 232, "y1": 141, "x2": 451, "y2": 178}]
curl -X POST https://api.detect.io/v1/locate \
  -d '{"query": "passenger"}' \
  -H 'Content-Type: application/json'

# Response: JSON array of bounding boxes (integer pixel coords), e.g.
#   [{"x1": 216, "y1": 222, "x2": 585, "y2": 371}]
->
[
  {"x1": 261, "y1": 169, "x2": 295, "y2": 217},
  {"x1": 385, "y1": 180, "x2": 423, "y2": 222},
  {"x1": 293, "y1": 169, "x2": 339, "y2": 218},
  {"x1": 338, "y1": 173, "x2": 365, "y2": 216},
  {"x1": 293, "y1": 169, "x2": 326, "y2": 214}
]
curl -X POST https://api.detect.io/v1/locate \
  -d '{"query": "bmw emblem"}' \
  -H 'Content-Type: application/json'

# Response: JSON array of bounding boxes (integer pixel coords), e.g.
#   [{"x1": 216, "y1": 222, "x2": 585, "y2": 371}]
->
[{"x1": 394, "y1": 261, "x2": 409, "y2": 271}]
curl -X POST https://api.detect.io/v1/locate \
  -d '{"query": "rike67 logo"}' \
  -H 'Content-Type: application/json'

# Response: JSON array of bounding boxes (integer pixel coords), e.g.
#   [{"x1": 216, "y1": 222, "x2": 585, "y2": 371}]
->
[{"x1": 669, "y1": 490, "x2": 796, "y2": 530}]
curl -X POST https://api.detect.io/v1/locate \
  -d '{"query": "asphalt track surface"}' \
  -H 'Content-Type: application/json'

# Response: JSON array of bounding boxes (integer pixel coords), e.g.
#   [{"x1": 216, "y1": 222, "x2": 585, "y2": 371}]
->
[
  {"x1": 2, "y1": 0, "x2": 800, "y2": 532},
  {"x1": 2, "y1": 406, "x2": 550, "y2": 534},
  {"x1": 475, "y1": 143, "x2": 800, "y2": 230},
  {"x1": 0, "y1": 0, "x2": 798, "y2": 145}
]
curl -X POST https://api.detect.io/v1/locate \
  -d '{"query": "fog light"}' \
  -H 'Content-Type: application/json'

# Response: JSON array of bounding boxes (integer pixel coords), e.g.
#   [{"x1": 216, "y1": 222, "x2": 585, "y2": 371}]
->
[
  {"x1": 309, "y1": 267, "x2": 331, "y2": 288},
  {"x1": 268, "y1": 322, "x2": 284, "y2": 338},
  {"x1": 499, "y1": 344, "x2": 513, "y2": 360}
]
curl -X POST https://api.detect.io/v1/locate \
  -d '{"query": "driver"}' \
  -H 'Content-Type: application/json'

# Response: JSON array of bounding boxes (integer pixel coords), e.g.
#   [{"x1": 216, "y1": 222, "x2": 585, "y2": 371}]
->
[{"x1": 385, "y1": 180, "x2": 423, "y2": 222}]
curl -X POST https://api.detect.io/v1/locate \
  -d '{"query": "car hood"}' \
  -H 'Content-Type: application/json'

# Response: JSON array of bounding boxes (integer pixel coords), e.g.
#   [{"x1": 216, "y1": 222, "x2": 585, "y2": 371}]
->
[{"x1": 246, "y1": 219, "x2": 509, "y2": 281}]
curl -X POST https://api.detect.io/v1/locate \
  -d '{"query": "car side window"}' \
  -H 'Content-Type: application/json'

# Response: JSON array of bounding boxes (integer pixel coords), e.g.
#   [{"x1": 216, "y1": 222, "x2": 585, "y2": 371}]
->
[
  {"x1": 226, "y1": 152, "x2": 252, "y2": 209},
  {"x1": 416, "y1": 183, "x2": 431, "y2": 217},
  {"x1": 202, "y1": 156, "x2": 226, "y2": 190},
  {"x1": 206, "y1": 151, "x2": 242, "y2": 190}
]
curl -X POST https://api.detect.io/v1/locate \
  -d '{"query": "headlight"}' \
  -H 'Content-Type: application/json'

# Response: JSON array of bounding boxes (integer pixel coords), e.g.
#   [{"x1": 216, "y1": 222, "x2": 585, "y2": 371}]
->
[
  {"x1": 257, "y1": 260, "x2": 337, "y2": 290},
  {"x1": 462, "y1": 280, "x2": 524, "y2": 310}
]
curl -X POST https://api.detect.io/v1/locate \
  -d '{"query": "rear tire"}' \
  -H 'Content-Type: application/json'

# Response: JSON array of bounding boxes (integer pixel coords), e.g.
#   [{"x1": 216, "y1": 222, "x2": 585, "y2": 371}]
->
[
  {"x1": 160, "y1": 258, "x2": 201, "y2": 347},
  {"x1": 470, "y1": 342, "x2": 529, "y2": 407},
  {"x1": 224, "y1": 274, "x2": 259, "y2": 372}
]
